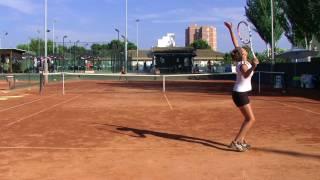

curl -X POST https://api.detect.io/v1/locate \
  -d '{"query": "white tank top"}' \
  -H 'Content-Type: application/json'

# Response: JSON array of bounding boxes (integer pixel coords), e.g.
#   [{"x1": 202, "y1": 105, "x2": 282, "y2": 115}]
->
[{"x1": 233, "y1": 61, "x2": 254, "y2": 92}]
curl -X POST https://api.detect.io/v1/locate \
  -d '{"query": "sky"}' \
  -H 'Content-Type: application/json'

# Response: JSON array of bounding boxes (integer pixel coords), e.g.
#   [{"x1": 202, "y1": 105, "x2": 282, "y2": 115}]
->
[{"x1": 0, "y1": 0, "x2": 291, "y2": 53}]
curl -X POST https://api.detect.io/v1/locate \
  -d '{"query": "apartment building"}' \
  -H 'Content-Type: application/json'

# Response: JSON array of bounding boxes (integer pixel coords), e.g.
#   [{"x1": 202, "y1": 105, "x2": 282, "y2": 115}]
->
[{"x1": 185, "y1": 24, "x2": 217, "y2": 51}]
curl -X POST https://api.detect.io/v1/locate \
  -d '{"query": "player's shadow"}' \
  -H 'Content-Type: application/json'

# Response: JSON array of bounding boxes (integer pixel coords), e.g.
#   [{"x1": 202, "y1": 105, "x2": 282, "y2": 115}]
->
[
  {"x1": 97, "y1": 124, "x2": 235, "y2": 152},
  {"x1": 95, "y1": 124, "x2": 320, "y2": 159}
]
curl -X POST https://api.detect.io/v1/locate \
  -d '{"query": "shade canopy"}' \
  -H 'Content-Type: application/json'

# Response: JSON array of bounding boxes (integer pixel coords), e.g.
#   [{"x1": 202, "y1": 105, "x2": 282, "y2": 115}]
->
[{"x1": 275, "y1": 48, "x2": 319, "y2": 59}]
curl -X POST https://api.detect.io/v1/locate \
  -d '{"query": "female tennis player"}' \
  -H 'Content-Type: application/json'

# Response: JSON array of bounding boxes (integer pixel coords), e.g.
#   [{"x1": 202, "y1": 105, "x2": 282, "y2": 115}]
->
[{"x1": 224, "y1": 22, "x2": 259, "y2": 152}]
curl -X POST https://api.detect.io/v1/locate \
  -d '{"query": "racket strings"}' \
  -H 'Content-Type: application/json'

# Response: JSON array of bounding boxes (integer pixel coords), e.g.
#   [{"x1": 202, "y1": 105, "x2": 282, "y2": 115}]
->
[{"x1": 237, "y1": 22, "x2": 251, "y2": 45}]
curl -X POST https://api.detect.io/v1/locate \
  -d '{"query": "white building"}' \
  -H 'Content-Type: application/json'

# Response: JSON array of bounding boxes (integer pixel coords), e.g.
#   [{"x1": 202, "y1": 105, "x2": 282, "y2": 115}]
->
[{"x1": 157, "y1": 33, "x2": 176, "y2": 47}]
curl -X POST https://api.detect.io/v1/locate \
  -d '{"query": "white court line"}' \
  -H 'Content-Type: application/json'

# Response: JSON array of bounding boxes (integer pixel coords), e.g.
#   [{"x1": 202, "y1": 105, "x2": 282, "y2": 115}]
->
[
  {"x1": 0, "y1": 79, "x2": 92, "y2": 113},
  {"x1": 0, "y1": 146, "x2": 202, "y2": 151},
  {"x1": 254, "y1": 107, "x2": 287, "y2": 109},
  {"x1": 4, "y1": 95, "x2": 81, "y2": 128},
  {"x1": 0, "y1": 146, "x2": 130, "y2": 150},
  {"x1": 274, "y1": 101, "x2": 320, "y2": 116},
  {"x1": 163, "y1": 93, "x2": 173, "y2": 110},
  {"x1": 0, "y1": 94, "x2": 55, "y2": 113}
]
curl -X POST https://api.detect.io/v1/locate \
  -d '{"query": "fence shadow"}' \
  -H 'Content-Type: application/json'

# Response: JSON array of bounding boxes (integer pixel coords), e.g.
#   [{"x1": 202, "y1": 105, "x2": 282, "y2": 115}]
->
[{"x1": 251, "y1": 147, "x2": 320, "y2": 160}]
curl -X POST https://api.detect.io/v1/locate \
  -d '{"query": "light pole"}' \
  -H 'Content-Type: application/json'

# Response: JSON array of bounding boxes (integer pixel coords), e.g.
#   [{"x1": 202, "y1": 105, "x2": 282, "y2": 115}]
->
[
  {"x1": 37, "y1": 30, "x2": 41, "y2": 56},
  {"x1": 121, "y1": 35, "x2": 126, "y2": 42},
  {"x1": 115, "y1": 28, "x2": 120, "y2": 41},
  {"x1": 53, "y1": 19, "x2": 56, "y2": 55},
  {"x1": 0, "y1": 32, "x2": 8, "y2": 49},
  {"x1": 125, "y1": 0, "x2": 128, "y2": 73},
  {"x1": 44, "y1": 0, "x2": 48, "y2": 84},
  {"x1": 135, "y1": 19, "x2": 140, "y2": 71},
  {"x1": 27, "y1": 37, "x2": 31, "y2": 72},
  {"x1": 121, "y1": 35, "x2": 126, "y2": 70},
  {"x1": 27, "y1": 37, "x2": 31, "y2": 52},
  {"x1": 5, "y1": 32, "x2": 8, "y2": 48},
  {"x1": 69, "y1": 40, "x2": 72, "y2": 55},
  {"x1": 114, "y1": 28, "x2": 120, "y2": 72},
  {"x1": 74, "y1": 40, "x2": 80, "y2": 72},
  {"x1": 55, "y1": 36, "x2": 59, "y2": 54},
  {"x1": 62, "y1": 35, "x2": 68, "y2": 72},
  {"x1": 271, "y1": 0, "x2": 275, "y2": 70}
]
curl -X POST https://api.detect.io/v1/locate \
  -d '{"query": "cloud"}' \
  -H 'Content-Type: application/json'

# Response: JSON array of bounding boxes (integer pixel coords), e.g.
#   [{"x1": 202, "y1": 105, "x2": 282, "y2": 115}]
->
[
  {"x1": 152, "y1": 17, "x2": 221, "y2": 24},
  {"x1": 0, "y1": 0, "x2": 39, "y2": 14},
  {"x1": 23, "y1": 24, "x2": 112, "y2": 42},
  {"x1": 24, "y1": 25, "x2": 43, "y2": 34},
  {"x1": 210, "y1": 7, "x2": 246, "y2": 22},
  {"x1": 138, "y1": 7, "x2": 245, "y2": 24},
  {"x1": 133, "y1": 8, "x2": 189, "y2": 21},
  {"x1": 54, "y1": 29, "x2": 114, "y2": 43},
  {"x1": 103, "y1": 0, "x2": 114, "y2": 3}
]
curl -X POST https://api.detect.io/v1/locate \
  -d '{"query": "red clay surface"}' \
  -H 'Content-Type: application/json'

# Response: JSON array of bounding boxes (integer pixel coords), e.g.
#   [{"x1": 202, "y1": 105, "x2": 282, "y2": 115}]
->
[{"x1": 0, "y1": 80, "x2": 319, "y2": 180}]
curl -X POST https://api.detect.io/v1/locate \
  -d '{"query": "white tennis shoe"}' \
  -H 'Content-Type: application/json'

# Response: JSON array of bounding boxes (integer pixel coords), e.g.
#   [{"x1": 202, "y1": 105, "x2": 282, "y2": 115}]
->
[{"x1": 230, "y1": 141, "x2": 247, "y2": 152}]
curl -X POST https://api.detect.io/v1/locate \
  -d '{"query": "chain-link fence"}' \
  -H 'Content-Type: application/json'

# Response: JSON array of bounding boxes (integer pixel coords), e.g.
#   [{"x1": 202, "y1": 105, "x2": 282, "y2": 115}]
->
[
  {"x1": 52, "y1": 41, "x2": 131, "y2": 73},
  {"x1": 9, "y1": 41, "x2": 135, "y2": 74}
]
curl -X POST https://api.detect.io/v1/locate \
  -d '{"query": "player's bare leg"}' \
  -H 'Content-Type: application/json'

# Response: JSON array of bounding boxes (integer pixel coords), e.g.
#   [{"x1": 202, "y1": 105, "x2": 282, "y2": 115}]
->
[{"x1": 234, "y1": 103, "x2": 256, "y2": 143}]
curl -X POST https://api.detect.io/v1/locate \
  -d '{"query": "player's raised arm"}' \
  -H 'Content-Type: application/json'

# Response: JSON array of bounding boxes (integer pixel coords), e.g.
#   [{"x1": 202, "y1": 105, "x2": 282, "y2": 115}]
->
[{"x1": 224, "y1": 22, "x2": 239, "y2": 48}]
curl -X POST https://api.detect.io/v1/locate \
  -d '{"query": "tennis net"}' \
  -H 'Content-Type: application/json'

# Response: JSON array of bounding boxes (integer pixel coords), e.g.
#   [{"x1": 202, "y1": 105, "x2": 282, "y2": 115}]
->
[{"x1": 41, "y1": 71, "x2": 286, "y2": 95}]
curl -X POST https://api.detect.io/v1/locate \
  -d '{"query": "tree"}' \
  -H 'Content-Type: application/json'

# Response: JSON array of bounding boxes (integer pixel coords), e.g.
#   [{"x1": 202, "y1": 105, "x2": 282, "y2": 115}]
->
[
  {"x1": 255, "y1": 47, "x2": 286, "y2": 63},
  {"x1": 16, "y1": 44, "x2": 29, "y2": 51},
  {"x1": 107, "y1": 40, "x2": 124, "y2": 51},
  {"x1": 91, "y1": 44, "x2": 103, "y2": 56},
  {"x1": 70, "y1": 46, "x2": 87, "y2": 56},
  {"x1": 279, "y1": 0, "x2": 320, "y2": 48},
  {"x1": 280, "y1": 0, "x2": 312, "y2": 46},
  {"x1": 311, "y1": 1, "x2": 320, "y2": 41},
  {"x1": 17, "y1": 39, "x2": 138, "y2": 58},
  {"x1": 223, "y1": 53, "x2": 233, "y2": 64},
  {"x1": 107, "y1": 40, "x2": 136, "y2": 50},
  {"x1": 245, "y1": 0, "x2": 284, "y2": 52},
  {"x1": 189, "y1": 40, "x2": 211, "y2": 49},
  {"x1": 55, "y1": 45, "x2": 67, "y2": 56},
  {"x1": 16, "y1": 38, "x2": 54, "y2": 56},
  {"x1": 127, "y1": 42, "x2": 137, "y2": 50}
]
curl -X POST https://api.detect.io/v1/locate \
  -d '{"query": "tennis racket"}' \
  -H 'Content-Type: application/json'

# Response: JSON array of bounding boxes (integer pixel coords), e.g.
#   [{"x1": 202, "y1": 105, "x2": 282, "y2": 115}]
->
[{"x1": 237, "y1": 21, "x2": 256, "y2": 59}]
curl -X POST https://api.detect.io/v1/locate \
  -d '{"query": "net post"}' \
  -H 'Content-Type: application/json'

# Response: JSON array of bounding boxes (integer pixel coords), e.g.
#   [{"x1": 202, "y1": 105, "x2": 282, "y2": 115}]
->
[
  {"x1": 62, "y1": 72, "x2": 65, "y2": 95},
  {"x1": 28, "y1": 71, "x2": 31, "y2": 90},
  {"x1": 258, "y1": 71, "x2": 261, "y2": 94},
  {"x1": 162, "y1": 75, "x2": 166, "y2": 92},
  {"x1": 39, "y1": 73, "x2": 44, "y2": 95}
]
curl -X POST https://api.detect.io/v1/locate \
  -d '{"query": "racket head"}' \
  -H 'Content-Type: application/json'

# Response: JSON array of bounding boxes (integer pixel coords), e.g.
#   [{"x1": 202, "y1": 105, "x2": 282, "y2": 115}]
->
[{"x1": 237, "y1": 21, "x2": 252, "y2": 45}]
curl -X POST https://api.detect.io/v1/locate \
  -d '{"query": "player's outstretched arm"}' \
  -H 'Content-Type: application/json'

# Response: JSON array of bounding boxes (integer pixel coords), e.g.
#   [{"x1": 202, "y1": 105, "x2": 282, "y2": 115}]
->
[{"x1": 224, "y1": 22, "x2": 239, "y2": 48}]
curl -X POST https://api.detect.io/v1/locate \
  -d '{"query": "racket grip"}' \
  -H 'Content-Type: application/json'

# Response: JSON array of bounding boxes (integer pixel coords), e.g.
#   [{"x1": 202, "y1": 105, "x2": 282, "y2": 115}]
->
[
  {"x1": 250, "y1": 43, "x2": 256, "y2": 59},
  {"x1": 252, "y1": 51, "x2": 256, "y2": 59}
]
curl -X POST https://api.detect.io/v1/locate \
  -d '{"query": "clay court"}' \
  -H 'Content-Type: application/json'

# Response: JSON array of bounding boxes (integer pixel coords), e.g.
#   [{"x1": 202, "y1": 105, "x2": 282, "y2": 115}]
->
[{"x1": 0, "y1": 77, "x2": 319, "y2": 180}]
